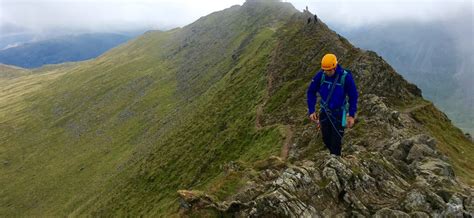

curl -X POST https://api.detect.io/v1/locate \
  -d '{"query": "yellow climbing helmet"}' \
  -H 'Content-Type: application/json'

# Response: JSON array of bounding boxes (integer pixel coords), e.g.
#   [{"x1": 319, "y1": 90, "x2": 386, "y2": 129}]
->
[{"x1": 321, "y1": 53, "x2": 337, "y2": 70}]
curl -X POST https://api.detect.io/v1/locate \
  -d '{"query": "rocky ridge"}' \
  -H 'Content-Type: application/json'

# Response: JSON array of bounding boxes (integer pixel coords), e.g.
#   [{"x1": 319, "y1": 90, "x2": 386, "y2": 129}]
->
[{"x1": 179, "y1": 94, "x2": 473, "y2": 217}]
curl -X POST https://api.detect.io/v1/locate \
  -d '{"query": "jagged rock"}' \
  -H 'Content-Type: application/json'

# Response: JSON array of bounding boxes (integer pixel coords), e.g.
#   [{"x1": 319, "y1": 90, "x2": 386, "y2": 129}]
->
[
  {"x1": 259, "y1": 169, "x2": 280, "y2": 181},
  {"x1": 351, "y1": 210, "x2": 367, "y2": 217},
  {"x1": 373, "y1": 208, "x2": 410, "y2": 218},
  {"x1": 324, "y1": 156, "x2": 353, "y2": 183},
  {"x1": 322, "y1": 167, "x2": 341, "y2": 199},
  {"x1": 412, "y1": 134, "x2": 437, "y2": 149},
  {"x1": 181, "y1": 149, "x2": 473, "y2": 217},
  {"x1": 246, "y1": 189, "x2": 318, "y2": 217},
  {"x1": 401, "y1": 187, "x2": 448, "y2": 214},
  {"x1": 362, "y1": 95, "x2": 390, "y2": 115},
  {"x1": 411, "y1": 158, "x2": 456, "y2": 187},
  {"x1": 177, "y1": 190, "x2": 251, "y2": 213},
  {"x1": 360, "y1": 94, "x2": 401, "y2": 126},
  {"x1": 424, "y1": 189, "x2": 448, "y2": 211},
  {"x1": 416, "y1": 159, "x2": 454, "y2": 178},
  {"x1": 465, "y1": 192, "x2": 474, "y2": 216},
  {"x1": 443, "y1": 193, "x2": 464, "y2": 217},
  {"x1": 384, "y1": 134, "x2": 440, "y2": 164},
  {"x1": 342, "y1": 191, "x2": 368, "y2": 213},
  {"x1": 383, "y1": 135, "x2": 440, "y2": 162},
  {"x1": 409, "y1": 211, "x2": 430, "y2": 218},
  {"x1": 386, "y1": 140, "x2": 411, "y2": 160},
  {"x1": 402, "y1": 189, "x2": 432, "y2": 212},
  {"x1": 233, "y1": 182, "x2": 265, "y2": 203},
  {"x1": 391, "y1": 110, "x2": 400, "y2": 120},
  {"x1": 406, "y1": 143, "x2": 436, "y2": 162}
]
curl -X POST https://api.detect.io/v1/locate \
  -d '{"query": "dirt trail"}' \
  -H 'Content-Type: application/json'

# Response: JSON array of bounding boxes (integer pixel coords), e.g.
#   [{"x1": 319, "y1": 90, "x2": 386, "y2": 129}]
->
[
  {"x1": 279, "y1": 125, "x2": 293, "y2": 160},
  {"x1": 255, "y1": 52, "x2": 293, "y2": 160},
  {"x1": 402, "y1": 102, "x2": 432, "y2": 114}
]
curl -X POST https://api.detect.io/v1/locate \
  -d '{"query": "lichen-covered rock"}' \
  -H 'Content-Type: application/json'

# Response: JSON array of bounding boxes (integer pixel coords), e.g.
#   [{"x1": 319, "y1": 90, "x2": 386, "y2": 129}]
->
[
  {"x1": 412, "y1": 158, "x2": 456, "y2": 186},
  {"x1": 178, "y1": 150, "x2": 473, "y2": 217},
  {"x1": 402, "y1": 189, "x2": 432, "y2": 212},
  {"x1": 409, "y1": 211, "x2": 430, "y2": 218},
  {"x1": 373, "y1": 208, "x2": 410, "y2": 218},
  {"x1": 406, "y1": 143, "x2": 436, "y2": 162},
  {"x1": 443, "y1": 193, "x2": 465, "y2": 217}
]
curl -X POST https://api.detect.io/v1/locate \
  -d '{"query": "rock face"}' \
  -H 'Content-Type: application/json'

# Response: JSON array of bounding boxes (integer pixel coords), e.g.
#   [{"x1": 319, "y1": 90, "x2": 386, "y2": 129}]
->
[
  {"x1": 179, "y1": 154, "x2": 473, "y2": 217},
  {"x1": 181, "y1": 154, "x2": 473, "y2": 217}
]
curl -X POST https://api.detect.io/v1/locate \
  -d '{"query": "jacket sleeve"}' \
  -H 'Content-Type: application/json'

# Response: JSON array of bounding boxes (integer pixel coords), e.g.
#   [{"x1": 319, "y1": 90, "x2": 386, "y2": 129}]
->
[
  {"x1": 345, "y1": 72, "x2": 358, "y2": 117},
  {"x1": 306, "y1": 71, "x2": 322, "y2": 115}
]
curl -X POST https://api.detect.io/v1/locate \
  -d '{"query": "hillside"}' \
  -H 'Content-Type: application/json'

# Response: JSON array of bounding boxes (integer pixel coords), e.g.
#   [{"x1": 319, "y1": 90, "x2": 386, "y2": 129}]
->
[
  {"x1": 0, "y1": 64, "x2": 30, "y2": 78},
  {"x1": 0, "y1": 0, "x2": 472, "y2": 216},
  {"x1": 0, "y1": 33, "x2": 132, "y2": 68}
]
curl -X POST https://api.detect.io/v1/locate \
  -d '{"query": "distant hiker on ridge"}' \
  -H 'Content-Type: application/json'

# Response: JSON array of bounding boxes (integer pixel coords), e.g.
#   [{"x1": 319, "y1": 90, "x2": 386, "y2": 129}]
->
[{"x1": 306, "y1": 54, "x2": 359, "y2": 156}]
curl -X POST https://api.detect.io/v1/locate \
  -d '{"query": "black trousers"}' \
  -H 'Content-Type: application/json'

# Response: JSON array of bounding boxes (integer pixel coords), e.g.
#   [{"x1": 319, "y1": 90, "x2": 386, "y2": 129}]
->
[{"x1": 319, "y1": 110, "x2": 345, "y2": 156}]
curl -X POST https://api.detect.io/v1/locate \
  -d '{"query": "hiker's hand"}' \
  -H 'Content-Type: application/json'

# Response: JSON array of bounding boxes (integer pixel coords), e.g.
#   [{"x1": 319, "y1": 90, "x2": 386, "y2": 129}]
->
[
  {"x1": 347, "y1": 116, "x2": 355, "y2": 128},
  {"x1": 309, "y1": 113, "x2": 320, "y2": 128},
  {"x1": 309, "y1": 112, "x2": 318, "y2": 122}
]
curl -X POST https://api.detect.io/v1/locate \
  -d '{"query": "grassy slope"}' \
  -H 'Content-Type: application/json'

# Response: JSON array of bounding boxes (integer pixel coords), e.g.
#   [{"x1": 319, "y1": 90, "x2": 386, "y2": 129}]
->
[
  {"x1": 0, "y1": 2, "x2": 298, "y2": 216},
  {"x1": 0, "y1": 27, "x2": 182, "y2": 215},
  {"x1": 0, "y1": 1, "x2": 472, "y2": 217},
  {"x1": 0, "y1": 64, "x2": 30, "y2": 78}
]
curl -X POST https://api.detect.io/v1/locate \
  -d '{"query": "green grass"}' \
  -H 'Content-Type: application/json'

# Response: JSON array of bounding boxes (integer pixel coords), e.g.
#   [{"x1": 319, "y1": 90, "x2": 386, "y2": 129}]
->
[
  {"x1": 0, "y1": 3, "x2": 298, "y2": 216},
  {"x1": 0, "y1": 64, "x2": 31, "y2": 79}
]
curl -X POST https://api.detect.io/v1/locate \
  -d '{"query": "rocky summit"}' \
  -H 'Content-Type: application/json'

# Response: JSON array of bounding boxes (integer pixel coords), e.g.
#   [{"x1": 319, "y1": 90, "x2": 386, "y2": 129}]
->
[{"x1": 1, "y1": 0, "x2": 472, "y2": 216}]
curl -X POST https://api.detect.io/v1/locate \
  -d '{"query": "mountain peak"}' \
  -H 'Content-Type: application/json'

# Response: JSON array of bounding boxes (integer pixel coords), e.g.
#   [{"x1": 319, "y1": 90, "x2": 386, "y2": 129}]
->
[{"x1": 243, "y1": 0, "x2": 282, "y2": 5}]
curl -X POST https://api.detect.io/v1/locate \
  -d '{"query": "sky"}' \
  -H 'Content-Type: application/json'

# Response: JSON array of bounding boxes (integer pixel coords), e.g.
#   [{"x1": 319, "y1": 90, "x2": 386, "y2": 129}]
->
[{"x1": 1, "y1": 0, "x2": 472, "y2": 34}]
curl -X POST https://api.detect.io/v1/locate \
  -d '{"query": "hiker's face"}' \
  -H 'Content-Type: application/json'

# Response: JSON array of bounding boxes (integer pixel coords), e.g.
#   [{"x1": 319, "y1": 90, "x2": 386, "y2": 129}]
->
[{"x1": 323, "y1": 69, "x2": 335, "y2": 76}]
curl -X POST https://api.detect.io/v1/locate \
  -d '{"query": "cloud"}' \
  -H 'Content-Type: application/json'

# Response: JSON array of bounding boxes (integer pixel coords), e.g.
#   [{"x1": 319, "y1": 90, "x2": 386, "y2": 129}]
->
[
  {"x1": 289, "y1": 0, "x2": 473, "y2": 29},
  {"x1": 0, "y1": 0, "x2": 472, "y2": 34},
  {"x1": 0, "y1": 0, "x2": 245, "y2": 33}
]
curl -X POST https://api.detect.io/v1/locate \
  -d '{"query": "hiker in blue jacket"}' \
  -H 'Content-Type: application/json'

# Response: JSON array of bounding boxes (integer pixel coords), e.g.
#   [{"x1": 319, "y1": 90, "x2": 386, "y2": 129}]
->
[{"x1": 306, "y1": 54, "x2": 358, "y2": 156}]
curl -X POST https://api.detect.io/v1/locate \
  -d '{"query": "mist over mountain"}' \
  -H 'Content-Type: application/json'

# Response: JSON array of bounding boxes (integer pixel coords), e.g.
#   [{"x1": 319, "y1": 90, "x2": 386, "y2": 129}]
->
[{"x1": 339, "y1": 17, "x2": 474, "y2": 135}]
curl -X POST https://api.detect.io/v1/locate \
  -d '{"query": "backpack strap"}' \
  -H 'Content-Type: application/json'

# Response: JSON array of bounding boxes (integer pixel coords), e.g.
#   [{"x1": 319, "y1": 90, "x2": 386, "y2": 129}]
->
[
  {"x1": 320, "y1": 73, "x2": 326, "y2": 86},
  {"x1": 340, "y1": 70, "x2": 349, "y2": 107},
  {"x1": 321, "y1": 72, "x2": 340, "y2": 110},
  {"x1": 340, "y1": 70, "x2": 348, "y2": 87},
  {"x1": 341, "y1": 70, "x2": 349, "y2": 127}
]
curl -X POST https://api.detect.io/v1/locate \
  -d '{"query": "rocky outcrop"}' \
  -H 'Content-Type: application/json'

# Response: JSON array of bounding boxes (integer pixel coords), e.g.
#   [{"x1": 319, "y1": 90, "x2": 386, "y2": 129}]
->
[
  {"x1": 179, "y1": 154, "x2": 473, "y2": 217},
  {"x1": 178, "y1": 93, "x2": 473, "y2": 217}
]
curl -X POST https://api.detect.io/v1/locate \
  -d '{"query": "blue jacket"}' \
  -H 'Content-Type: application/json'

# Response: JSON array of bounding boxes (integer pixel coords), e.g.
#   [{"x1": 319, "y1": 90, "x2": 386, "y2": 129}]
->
[{"x1": 306, "y1": 64, "x2": 358, "y2": 117}]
